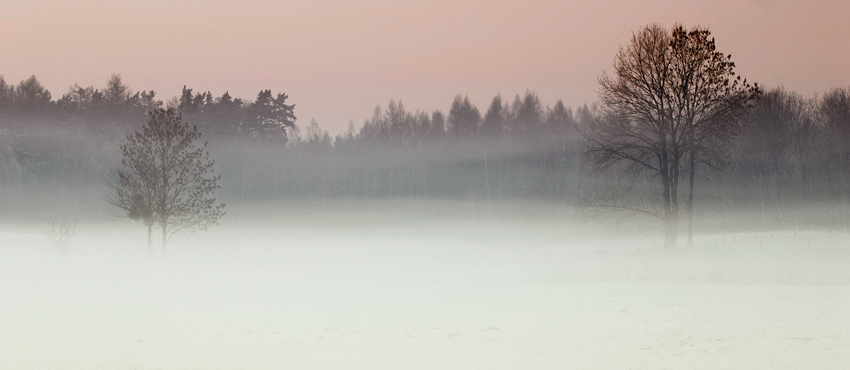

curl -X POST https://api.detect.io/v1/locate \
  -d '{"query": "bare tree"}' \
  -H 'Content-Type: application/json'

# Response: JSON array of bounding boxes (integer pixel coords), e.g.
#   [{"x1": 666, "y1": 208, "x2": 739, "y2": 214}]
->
[
  {"x1": 586, "y1": 25, "x2": 683, "y2": 248},
  {"x1": 107, "y1": 108, "x2": 225, "y2": 255},
  {"x1": 585, "y1": 24, "x2": 757, "y2": 248},
  {"x1": 668, "y1": 25, "x2": 759, "y2": 247},
  {"x1": 39, "y1": 218, "x2": 79, "y2": 255}
]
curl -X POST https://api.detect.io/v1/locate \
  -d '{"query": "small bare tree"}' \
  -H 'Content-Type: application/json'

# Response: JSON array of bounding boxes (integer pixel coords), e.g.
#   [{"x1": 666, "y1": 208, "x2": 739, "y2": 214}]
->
[
  {"x1": 107, "y1": 108, "x2": 225, "y2": 255},
  {"x1": 40, "y1": 218, "x2": 79, "y2": 254}
]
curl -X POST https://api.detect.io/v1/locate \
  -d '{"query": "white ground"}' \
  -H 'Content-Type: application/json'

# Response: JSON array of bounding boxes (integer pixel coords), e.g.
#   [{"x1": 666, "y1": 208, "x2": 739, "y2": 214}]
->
[{"x1": 1, "y1": 200, "x2": 848, "y2": 369}]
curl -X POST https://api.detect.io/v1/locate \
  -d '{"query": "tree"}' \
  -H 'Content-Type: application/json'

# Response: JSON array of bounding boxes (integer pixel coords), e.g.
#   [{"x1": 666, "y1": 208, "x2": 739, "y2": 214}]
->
[
  {"x1": 385, "y1": 100, "x2": 413, "y2": 145},
  {"x1": 819, "y1": 87, "x2": 850, "y2": 229},
  {"x1": 39, "y1": 218, "x2": 79, "y2": 255},
  {"x1": 508, "y1": 91, "x2": 544, "y2": 137},
  {"x1": 0, "y1": 76, "x2": 15, "y2": 119},
  {"x1": 102, "y1": 73, "x2": 140, "y2": 132},
  {"x1": 104, "y1": 73, "x2": 131, "y2": 106},
  {"x1": 14, "y1": 75, "x2": 53, "y2": 121},
  {"x1": 734, "y1": 88, "x2": 799, "y2": 221},
  {"x1": 243, "y1": 90, "x2": 296, "y2": 140},
  {"x1": 430, "y1": 110, "x2": 446, "y2": 139},
  {"x1": 668, "y1": 25, "x2": 759, "y2": 247},
  {"x1": 448, "y1": 95, "x2": 480, "y2": 138},
  {"x1": 108, "y1": 108, "x2": 225, "y2": 255},
  {"x1": 585, "y1": 24, "x2": 757, "y2": 248},
  {"x1": 481, "y1": 94, "x2": 507, "y2": 138},
  {"x1": 546, "y1": 100, "x2": 575, "y2": 139}
]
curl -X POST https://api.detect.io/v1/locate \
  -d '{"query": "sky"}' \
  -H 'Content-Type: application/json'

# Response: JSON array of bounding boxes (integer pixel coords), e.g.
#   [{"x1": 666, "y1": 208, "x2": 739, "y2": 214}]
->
[{"x1": 0, "y1": 0, "x2": 847, "y2": 135}]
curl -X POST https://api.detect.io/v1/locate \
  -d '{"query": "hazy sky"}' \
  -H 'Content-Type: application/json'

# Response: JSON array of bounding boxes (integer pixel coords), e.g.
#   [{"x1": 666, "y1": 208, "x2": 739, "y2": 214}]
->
[{"x1": 1, "y1": 0, "x2": 847, "y2": 134}]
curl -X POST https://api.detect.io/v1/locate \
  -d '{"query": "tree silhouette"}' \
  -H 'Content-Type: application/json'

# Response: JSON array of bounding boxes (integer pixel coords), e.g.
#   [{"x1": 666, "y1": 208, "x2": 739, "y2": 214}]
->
[
  {"x1": 668, "y1": 25, "x2": 759, "y2": 247},
  {"x1": 481, "y1": 94, "x2": 507, "y2": 138},
  {"x1": 243, "y1": 90, "x2": 296, "y2": 140},
  {"x1": 508, "y1": 91, "x2": 544, "y2": 137},
  {"x1": 448, "y1": 95, "x2": 481, "y2": 138},
  {"x1": 108, "y1": 108, "x2": 225, "y2": 255},
  {"x1": 586, "y1": 24, "x2": 757, "y2": 248},
  {"x1": 13, "y1": 75, "x2": 53, "y2": 121}
]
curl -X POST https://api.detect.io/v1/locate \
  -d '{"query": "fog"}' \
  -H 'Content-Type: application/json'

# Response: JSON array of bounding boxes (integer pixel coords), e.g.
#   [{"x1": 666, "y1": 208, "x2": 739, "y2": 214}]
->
[
  {"x1": 1, "y1": 76, "x2": 849, "y2": 368},
  {"x1": 1, "y1": 193, "x2": 849, "y2": 369}
]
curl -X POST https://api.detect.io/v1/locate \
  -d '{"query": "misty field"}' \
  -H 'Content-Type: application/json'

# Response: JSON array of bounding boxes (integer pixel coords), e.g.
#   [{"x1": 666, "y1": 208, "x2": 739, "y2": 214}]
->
[{"x1": 1, "y1": 199, "x2": 848, "y2": 370}]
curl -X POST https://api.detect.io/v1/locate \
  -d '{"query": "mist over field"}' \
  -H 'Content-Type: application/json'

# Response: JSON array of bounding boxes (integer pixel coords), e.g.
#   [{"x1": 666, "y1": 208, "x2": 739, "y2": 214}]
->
[{"x1": 2, "y1": 187, "x2": 850, "y2": 369}]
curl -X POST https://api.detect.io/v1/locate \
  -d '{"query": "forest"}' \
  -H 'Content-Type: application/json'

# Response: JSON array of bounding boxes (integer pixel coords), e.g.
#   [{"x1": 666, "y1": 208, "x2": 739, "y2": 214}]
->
[{"x1": 0, "y1": 71, "x2": 848, "y2": 234}]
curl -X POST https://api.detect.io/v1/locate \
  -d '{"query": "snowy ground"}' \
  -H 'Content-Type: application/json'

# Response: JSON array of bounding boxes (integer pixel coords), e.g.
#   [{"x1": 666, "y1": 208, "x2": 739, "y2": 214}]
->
[{"x1": 1, "y1": 199, "x2": 848, "y2": 369}]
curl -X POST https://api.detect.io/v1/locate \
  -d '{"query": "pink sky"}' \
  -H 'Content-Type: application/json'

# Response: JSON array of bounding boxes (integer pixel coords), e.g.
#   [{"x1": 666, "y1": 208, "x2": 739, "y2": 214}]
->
[{"x1": 1, "y1": 0, "x2": 847, "y2": 134}]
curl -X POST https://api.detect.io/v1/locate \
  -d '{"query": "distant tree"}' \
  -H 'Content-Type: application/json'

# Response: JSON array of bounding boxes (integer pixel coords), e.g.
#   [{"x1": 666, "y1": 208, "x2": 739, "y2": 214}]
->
[
  {"x1": 735, "y1": 88, "x2": 796, "y2": 185},
  {"x1": 786, "y1": 95, "x2": 818, "y2": 195},
  {"x1": 546, "y1": 100, "x2": 574, "y2": 139},
  {"x1": 819, "y1": 87, "x2": 850, "y2": 229},
  {"x1": 39, "y1": 218, "x2": 79, "y2": 255},
  {"x1": 359, "y1": 105, "x2": 384, "y2": 141},
  {"x1": 0, "y1": 76, "x2": 14, "y2": 119},
  {"x1": 205, "y1": 91, "x2": 242, "y2": 136},
  {"x1": 304, "y1": 118, "x2": 332, "y2": 147},
  {"x1": 385, "y1": 100, "x2": 413, "y2": 145},
  {"x1": 178, "y1": 86, "x2": 200, "y2": 115},
  {"x1": 14, "y1": 75, "x2": 53, "y2": 120},
  {"x1": 481, "y1": 94, "x2": 507, "y2": 138},
  {"x1": 540, "y1": 100, "x2": 578, "y2": 196},
  {"x1": 102, "y1": 74, "x2": 142, "y2": 132},
  {"x1": 412, "y1": 111, "x2": 432, "y2": 143},
  {"x1": 243, "y1": 90, "x2": 296, "y2": 140},
  {"x1": 430, "y1": 110, "x2": 446, "y2": 139},
  {"x1": 138, "y1": 90, "x2": 163, "y2": 112},
  {"x1": 107, "y1": 108, "x2": 225, "y2": 255},
  {"x1": 0, "y1": 128, "x2": 21, "y2": 184},
  {"x1": 104, "y1": 74, "x2": 131, "y2": 106},
  {"x1": 448, "y1": 95, "x2": 480, "y2": 138},
  {"x1": 508, "y1": 91, "x2": 544, "y2": 137},
  {"x1": 57, "y1": 84, "x2": 95, "y2": 124}
]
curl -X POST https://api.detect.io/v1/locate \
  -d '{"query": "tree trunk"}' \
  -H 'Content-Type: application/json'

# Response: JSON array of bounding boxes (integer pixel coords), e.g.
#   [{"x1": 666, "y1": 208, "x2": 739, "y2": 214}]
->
[
  {"x1": 664, "y1": 144, "x2": 681, "y2": 250},
  {"x1": 664, "y1": 218, "x2": 677, "y2": 249},
  {"x1": 147, "y1": 223, "x2": 153, "y2": 257},
  {"x1": 661, "y1": 159, "x2": 672, "y2": 247},
  {"x1": 161, "y1": 218, "x2": 168, "y2": 256},
  {"x1": 484, "y1": 152, "x2": 490, "y2": 211},
  {"x1": 667, "y1": 175, "x2": 680, "y2": 250},
  {"x1": 687, "y1": 150, "x2": 696, "y2": 248}
]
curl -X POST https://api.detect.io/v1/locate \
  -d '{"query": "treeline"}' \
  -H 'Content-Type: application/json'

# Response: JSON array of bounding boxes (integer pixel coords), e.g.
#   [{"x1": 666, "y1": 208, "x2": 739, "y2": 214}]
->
[
  {"x1": 1, "y1": 73, "x2": 849, "y2": 229},
  {"x1": 0, "y1": 74, "x2": 589, "y2": 202},
  {"x1": 719, "y1": 87, "x2": 850, "y2": 229},
  {"x1": 212, "y1": 92, "x2": 588, "y2": 201},
  {"x1": 0, "y1": 74, "x2": 295, "y2": 188},
  {"x1": 0, "y1": 74, "x2": 295, "y2": 138}
]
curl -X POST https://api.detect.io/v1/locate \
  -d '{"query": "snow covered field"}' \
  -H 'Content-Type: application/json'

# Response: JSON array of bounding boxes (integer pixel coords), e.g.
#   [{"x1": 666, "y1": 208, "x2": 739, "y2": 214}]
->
[{"x1": 1, "y1": 200, "x2": 848, "y2": 369}]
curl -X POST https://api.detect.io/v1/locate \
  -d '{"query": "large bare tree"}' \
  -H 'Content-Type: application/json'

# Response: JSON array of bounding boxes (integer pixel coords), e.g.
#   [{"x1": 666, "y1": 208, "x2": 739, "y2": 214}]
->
[
  {"x1": 108, "y1": 108, "x2": 225, "y2": 255},
  {"x1": 585, "y1": 24, "x2": 757, "y2": 248},
  {"x1": 668, "y1": 25, "x2": 760, "y2": 246}
]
